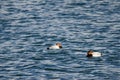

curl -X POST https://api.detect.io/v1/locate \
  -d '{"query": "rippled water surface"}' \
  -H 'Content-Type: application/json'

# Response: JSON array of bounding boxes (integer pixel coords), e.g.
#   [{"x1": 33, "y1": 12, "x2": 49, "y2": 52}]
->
[{"x1": 0, "y1": 0, "x2": 120, "y2": 80}]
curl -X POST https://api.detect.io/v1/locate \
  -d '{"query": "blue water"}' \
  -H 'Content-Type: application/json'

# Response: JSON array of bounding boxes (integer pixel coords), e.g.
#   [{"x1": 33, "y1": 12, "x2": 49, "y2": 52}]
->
[{"x1": 0, "y1": 0, "x2": 120, "y2": 80}]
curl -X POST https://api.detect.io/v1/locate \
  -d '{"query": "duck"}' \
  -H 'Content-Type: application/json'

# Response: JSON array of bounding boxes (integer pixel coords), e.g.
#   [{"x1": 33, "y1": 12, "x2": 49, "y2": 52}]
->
[
  {"x1": 47, "y1": 43, "x2": 62, "y2": 50},
  {"x1": 86, "y1": 50, "x2": 102, "y2": 57}
]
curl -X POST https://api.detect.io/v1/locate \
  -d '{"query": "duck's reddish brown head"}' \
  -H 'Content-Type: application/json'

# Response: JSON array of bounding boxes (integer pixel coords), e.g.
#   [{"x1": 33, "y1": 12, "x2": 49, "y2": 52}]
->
[
  {"x1": 56, "y1": 43, "x2": 62, "y2": 48},
  {"x1": 87, "y1": 50, "x2": 93, "y2": 57}
]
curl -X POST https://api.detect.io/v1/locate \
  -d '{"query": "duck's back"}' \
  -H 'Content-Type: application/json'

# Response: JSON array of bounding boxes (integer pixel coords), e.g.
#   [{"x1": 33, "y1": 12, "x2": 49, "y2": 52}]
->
[
  {"x1": 92, "y1": 52, "x2": 102, "y2": 57},
  {"x1": 48, "y1": 45, "x2": 60, "y2": 49}
]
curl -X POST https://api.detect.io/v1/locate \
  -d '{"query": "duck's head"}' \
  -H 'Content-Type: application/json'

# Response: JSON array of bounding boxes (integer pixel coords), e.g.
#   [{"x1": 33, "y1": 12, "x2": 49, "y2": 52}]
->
[
  {"x1": 56, "y1": 43, "x2": 62, "y2": 48},
  {"x1": 87, "y1": 50, "x2": 93, "y2": 57}
]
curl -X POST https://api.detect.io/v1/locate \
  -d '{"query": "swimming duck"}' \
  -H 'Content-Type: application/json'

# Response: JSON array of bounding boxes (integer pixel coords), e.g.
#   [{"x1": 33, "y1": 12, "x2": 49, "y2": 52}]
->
[
  {"x1": 47, "y1": 43, "x2": 62, "y2": 50},
  {"x1": 87, "y1": 50, "x2": 102, "y2": 57}
]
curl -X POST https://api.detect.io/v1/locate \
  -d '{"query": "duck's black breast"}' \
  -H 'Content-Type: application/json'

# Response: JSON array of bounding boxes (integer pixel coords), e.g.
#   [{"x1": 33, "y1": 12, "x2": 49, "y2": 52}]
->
[
  {"x1": 59, "y1": 46, "x2": 62, "y2": 48},
  {"x1": 86, "y1": 54, "x2": 92, "y2": 57}
]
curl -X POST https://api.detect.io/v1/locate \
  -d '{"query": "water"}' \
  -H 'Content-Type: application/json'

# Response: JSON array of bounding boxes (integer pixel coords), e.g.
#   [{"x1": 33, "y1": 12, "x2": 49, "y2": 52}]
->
[{"x1": 0, "y1": 0, "x2": 120, "y2": 80}]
